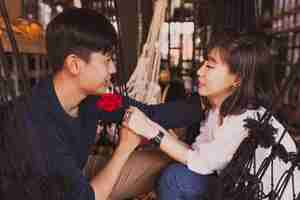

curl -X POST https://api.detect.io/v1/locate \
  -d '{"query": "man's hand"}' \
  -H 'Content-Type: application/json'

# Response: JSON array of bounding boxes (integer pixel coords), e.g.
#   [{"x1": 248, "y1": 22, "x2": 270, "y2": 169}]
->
[
  {"x1": 91, "y1": 126, "x2": 141, "y2": 200},
  {"x1": 122, "y1": 106, "x2": 168, "y2": 139}
]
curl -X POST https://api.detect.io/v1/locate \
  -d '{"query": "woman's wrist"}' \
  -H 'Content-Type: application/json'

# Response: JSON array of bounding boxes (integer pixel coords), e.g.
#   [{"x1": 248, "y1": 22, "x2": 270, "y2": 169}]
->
[{"x1": 150, "y1": 131, "x2": 165, "y2": 147}]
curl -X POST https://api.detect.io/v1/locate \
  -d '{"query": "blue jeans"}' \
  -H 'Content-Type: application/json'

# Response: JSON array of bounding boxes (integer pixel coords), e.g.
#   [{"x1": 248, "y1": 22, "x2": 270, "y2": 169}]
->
[{"x1": 156, "y1": 163, "x2": 211, "y2": 200}]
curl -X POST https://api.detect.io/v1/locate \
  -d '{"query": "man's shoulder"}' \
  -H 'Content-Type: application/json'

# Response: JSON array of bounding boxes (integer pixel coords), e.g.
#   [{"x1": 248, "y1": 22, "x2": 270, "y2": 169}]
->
[{"x1": 15, "y1": 79, "x2": 57, "y2": 127}]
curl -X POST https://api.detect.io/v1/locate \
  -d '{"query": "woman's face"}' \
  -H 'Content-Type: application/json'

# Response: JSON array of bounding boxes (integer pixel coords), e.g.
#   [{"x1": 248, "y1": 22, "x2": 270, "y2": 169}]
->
[{"x1": 197, "y1": 48, "x2": 239, "y2": 107}]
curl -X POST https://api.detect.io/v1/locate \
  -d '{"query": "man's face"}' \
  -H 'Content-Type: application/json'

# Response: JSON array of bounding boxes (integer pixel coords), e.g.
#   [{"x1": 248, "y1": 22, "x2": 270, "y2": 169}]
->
[{"x1": 78, "y1": 52, "x2": 116, "y2": 95}]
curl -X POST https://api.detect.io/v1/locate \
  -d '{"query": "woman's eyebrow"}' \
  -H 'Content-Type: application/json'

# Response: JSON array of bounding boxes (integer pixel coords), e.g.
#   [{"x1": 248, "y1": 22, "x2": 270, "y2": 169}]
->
[{"x1": 207, "y1": 55, "x2": 217, "y2": 63}]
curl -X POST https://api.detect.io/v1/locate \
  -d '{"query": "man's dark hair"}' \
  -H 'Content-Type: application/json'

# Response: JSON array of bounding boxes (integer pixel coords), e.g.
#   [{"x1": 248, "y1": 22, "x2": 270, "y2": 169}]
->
[
  {"x1": 46, "y1": 8, "x2": 118, "y2": 72},
  {"x1": 203, "y1": 30, "x2": 277, "y2": 119}
]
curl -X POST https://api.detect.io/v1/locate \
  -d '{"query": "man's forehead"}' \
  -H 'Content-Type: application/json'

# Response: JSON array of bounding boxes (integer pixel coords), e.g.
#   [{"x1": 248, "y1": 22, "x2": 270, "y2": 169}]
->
[
  {"x1": 89, "y1": 51, "x2": 113, "y2": 60},
  {"x1": 94, "y1": 51, "x2": 113, "y2": 58}
]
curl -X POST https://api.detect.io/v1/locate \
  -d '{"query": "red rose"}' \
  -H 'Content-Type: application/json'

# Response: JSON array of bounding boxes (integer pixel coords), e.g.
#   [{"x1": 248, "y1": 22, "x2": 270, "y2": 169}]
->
[{"x1": 96, "y1": 93, "x2": 123, "y2": 112}]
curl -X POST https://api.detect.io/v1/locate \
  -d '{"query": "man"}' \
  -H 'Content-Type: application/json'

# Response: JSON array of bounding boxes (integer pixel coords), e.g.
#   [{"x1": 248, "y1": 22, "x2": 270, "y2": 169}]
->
[{"x1": 5, "y1": 8, "x2": 202, "y2": 200}]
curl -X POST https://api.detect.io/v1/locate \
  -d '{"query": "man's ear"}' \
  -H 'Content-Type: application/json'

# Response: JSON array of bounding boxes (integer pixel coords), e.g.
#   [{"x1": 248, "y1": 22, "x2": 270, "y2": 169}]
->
[{"x1": 64, "y1": 54, "x2": 83, "y2": 75}]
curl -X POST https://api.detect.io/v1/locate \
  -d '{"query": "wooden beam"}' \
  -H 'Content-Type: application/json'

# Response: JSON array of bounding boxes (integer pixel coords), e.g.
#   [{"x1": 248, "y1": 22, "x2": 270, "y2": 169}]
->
[
  {"x1": 115, "y1": 0, "x2": 154, "y2": 82},
  {"x1": 116, "y1": 0, "x2": 138, "y2": 81},
  {"x1": 4, "y1": 0, "x2": 22, "y2": 21}
]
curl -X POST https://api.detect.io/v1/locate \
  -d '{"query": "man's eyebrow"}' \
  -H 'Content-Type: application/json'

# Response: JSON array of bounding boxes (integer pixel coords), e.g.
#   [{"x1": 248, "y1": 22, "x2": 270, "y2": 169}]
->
[
  {"x1": 104, "y1": 50, "x2": 114, "y2": 57},
  {"x1": 104, "y1": 53, "x2": 113, "y2": 58}
]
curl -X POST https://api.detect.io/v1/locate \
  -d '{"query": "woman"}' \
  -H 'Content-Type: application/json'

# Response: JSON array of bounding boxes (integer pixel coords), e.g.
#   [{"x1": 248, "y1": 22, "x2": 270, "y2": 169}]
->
[{"x1": 123, "y1": 31, "x2": 300, "y2": 200}]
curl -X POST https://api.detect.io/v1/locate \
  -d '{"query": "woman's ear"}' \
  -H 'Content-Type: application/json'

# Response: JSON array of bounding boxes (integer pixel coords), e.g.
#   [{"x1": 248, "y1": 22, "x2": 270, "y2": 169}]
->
[
  {"x1": 233, "y1": 77, "x2": 241, "y2": 88},
  {"x1": 64, "y1": 54, "x2": 82, "y2": 75}
]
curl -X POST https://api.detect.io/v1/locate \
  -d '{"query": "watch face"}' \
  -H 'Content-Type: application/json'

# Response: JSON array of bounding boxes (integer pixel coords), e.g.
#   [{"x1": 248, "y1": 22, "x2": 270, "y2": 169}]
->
[{"x1": 153, "y1": 131, "x2": 164, "y2": 146}]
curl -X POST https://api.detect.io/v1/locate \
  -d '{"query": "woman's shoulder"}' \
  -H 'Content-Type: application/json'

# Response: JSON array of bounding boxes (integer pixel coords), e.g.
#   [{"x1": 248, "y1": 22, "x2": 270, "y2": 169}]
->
[
  {"x1": 223, "y1": 108, "x2": 261, "y2": 125},
  {"x1": 225, "y1": 107, "x2": 270, "y2": 121},
  {"x1": 228, "y1": 107, "x2": 297, "y2": 152},
  {"x1": 222, "y1": 107, "x2": 283, "y2": 133}
]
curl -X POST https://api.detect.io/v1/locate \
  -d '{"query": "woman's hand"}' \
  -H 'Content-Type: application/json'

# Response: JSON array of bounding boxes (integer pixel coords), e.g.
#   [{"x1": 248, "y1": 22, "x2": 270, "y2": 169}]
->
[{"x1": 122, "y1": 106, "x2": 164, "y2": 139}]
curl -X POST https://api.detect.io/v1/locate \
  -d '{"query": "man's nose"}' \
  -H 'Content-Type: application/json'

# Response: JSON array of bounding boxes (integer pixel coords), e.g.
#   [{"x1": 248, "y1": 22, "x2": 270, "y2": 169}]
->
[{"x1": 109, "y1": 61, "x2": 117, "y2": 74}]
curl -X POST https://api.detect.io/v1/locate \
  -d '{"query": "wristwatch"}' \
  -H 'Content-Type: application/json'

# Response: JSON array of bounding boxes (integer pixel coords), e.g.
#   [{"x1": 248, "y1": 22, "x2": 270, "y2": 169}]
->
[{"x1": 151, "y1": 131, "x2": 165, "y2": 147}]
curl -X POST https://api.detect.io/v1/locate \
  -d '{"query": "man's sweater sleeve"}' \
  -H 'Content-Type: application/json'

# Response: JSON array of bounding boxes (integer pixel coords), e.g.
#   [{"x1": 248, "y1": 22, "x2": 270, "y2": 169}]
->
[{"x1": 94, "y1": 94, "x2": 203, "y2": 129}]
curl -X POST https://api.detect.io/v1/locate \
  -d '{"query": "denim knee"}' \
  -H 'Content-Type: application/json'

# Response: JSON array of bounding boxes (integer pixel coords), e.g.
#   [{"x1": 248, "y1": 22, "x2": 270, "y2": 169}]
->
[
  {"x1": 156, "y1": 163, "x2": 210, "y2": 200},
  {"x1": 157, "y1": 163, "x2": 181, "y2": 191}
]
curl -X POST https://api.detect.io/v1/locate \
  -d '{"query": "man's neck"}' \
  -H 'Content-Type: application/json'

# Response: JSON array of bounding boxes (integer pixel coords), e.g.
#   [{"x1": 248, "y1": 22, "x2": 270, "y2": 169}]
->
[{"x1": 53, "y1": 72, "x2": 86, "y2": 118}]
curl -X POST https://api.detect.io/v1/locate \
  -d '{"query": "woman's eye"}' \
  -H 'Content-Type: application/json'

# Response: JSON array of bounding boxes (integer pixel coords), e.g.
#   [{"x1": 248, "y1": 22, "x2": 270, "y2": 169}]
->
[{"x1": 206, "y1": 64, "x2": 215, "y2": 69}]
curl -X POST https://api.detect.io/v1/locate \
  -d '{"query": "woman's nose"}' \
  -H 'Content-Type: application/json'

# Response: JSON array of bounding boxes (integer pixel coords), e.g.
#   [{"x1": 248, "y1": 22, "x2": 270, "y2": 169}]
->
[{"x1": 197, "y1": 61, "x2": 206, "y2": 76}]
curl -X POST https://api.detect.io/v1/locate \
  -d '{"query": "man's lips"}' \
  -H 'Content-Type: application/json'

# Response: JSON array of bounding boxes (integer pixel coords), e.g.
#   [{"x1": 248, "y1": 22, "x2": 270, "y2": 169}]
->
[
  {"x1": 96, "y1": 80, "x2": 112, "y2": 93},
  {"x1": 103, "y1": 79, "x2": 112, "y2": 87}
]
